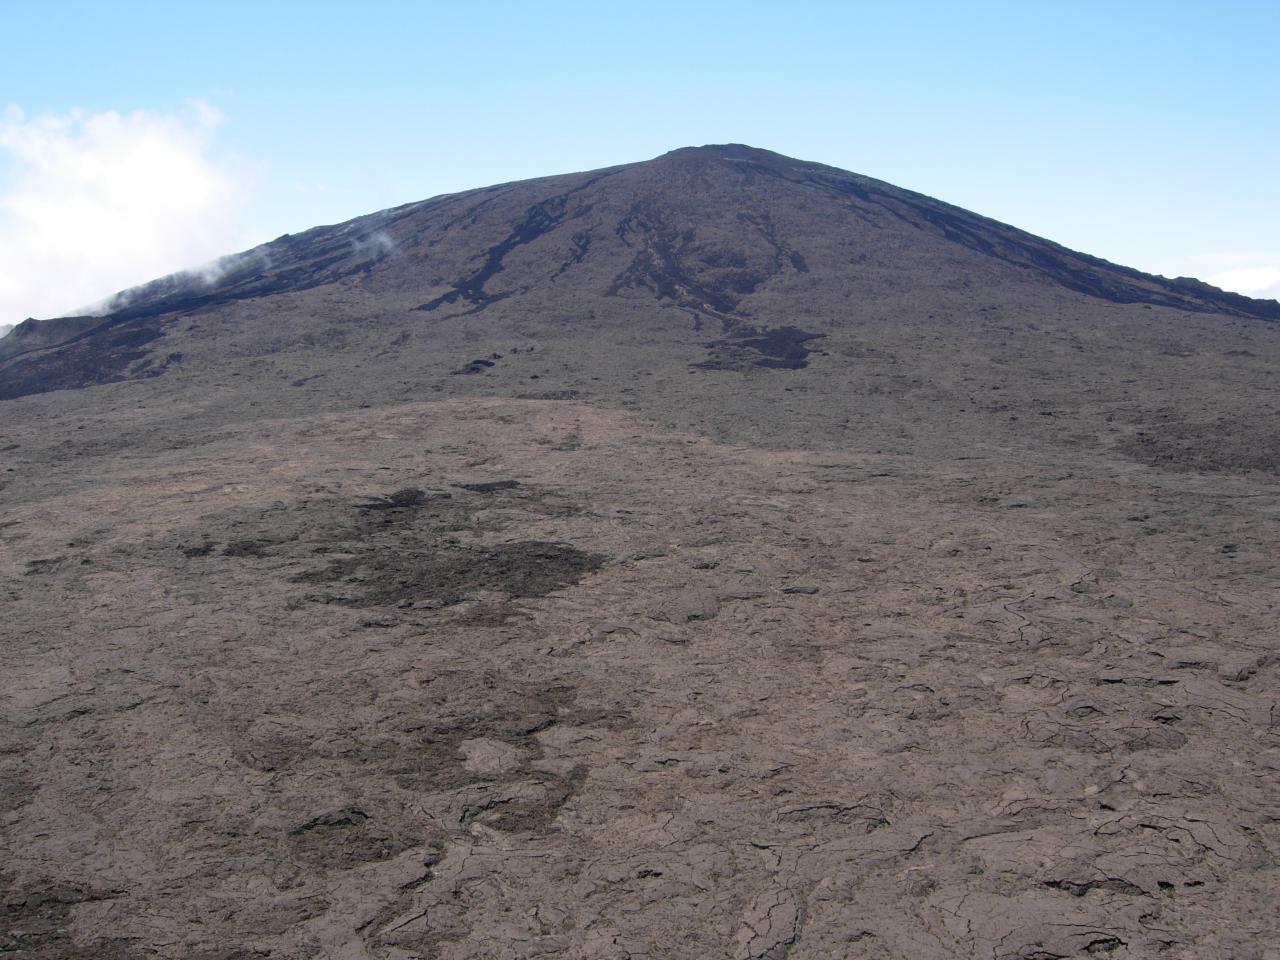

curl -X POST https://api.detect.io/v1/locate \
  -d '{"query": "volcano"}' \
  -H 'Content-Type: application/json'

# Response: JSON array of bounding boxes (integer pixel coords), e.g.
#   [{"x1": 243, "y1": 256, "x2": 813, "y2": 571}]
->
[
  {"x1": 2, "y1": 146, "x2": 1278, "y2": 959},
  {"x1": 4, "y1": 145, "x2": 1279, "y2": 402}
]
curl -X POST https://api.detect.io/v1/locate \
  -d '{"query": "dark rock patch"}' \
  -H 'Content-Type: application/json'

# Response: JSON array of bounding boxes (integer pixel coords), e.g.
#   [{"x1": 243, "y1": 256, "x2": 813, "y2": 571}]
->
[
  {"x1": 696, "y1": 324, "x2": 824, "y2": 371},
  {"x1": 0, "y1": 772, "x2": 34, "y2": 814},
  {"x1": 451, "y1": 353, "x2": 504, "y2": 375},
  {"x1": 1118, "y1": 418, "x2": 1280, "y2": 474},
  {"x1": 515, "y1": 389, "x2": 581, "y2": 400},
  {"x1": 359, "y1": 487, "x2": 439, "y2": 510},
  {"x1": 452, "y1": 357, "x2": 496, "y2": 375},
  {"x1": 0, "y1": 879, "x2": 130, "y2": 960},
  {"x1": 222, "y1": 539, "x2": 273, "y2": 558},
  {"x1": 458, "y1": 480, "x2": 520, "y2": 493},
  {"x1": 471, "y1": 765, "x2": 587, "y2": 834},
  {"x1": 23, "y1": 556, "x2": 67, "y2": 575},
  {"x1": 298, "y1": 539, "x2": 603, "y2": 610},
  {"x1": 287, "y1": 807, "x2": 420, "y2": 866}
]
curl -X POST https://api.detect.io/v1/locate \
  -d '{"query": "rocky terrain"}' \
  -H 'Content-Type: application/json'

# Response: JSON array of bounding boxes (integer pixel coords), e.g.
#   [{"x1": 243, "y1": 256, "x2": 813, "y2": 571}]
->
[{"x1": 1, "y1": 145, "x2": 1278, "y2": 958}]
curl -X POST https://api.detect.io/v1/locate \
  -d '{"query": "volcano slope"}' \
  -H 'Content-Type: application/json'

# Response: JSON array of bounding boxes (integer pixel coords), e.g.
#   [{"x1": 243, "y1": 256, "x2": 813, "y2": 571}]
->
[{"x1": 2, "y1": 145, "x2": 1279, "y2": 959}]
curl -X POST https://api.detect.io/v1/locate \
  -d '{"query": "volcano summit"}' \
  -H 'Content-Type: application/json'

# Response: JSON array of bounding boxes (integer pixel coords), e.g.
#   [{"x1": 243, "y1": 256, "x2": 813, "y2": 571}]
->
[{"x1": 2, "y1": 147, "x2": 1278, "y2": 959}]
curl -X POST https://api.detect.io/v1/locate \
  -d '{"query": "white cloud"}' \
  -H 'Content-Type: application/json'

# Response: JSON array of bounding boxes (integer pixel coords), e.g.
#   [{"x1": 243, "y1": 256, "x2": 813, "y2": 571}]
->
[
  {"x1": 0, "y1": 101, "x2": 246, "y2": 325},
  {"x1": 1188, "y1": 251, "x2": 1280, "y2": 301},
  {"x1": 1206, "y1": 266, "x2": 1280, "y2": 300}
]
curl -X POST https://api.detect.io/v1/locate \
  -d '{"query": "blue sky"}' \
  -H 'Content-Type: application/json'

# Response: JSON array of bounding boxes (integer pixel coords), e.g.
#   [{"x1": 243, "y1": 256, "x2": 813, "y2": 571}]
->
[{"x1": 2, "y1": 0, "x2": 1277, "y2": 325}]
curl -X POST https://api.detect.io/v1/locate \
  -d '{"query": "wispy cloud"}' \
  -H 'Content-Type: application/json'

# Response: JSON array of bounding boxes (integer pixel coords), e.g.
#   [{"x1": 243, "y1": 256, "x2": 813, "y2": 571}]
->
[
  {"x1": 0, "y1": 100, "x2": 247, "y2": 325},
  {"x1": 350, "y1": 230, "x2": 397, "y2": 258}
]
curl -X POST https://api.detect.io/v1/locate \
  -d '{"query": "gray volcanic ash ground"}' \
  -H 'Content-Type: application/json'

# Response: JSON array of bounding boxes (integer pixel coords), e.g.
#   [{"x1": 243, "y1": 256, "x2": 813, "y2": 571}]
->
[{"x1": 2, "y1": 146, "x2": 1278, "y2": 959}]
